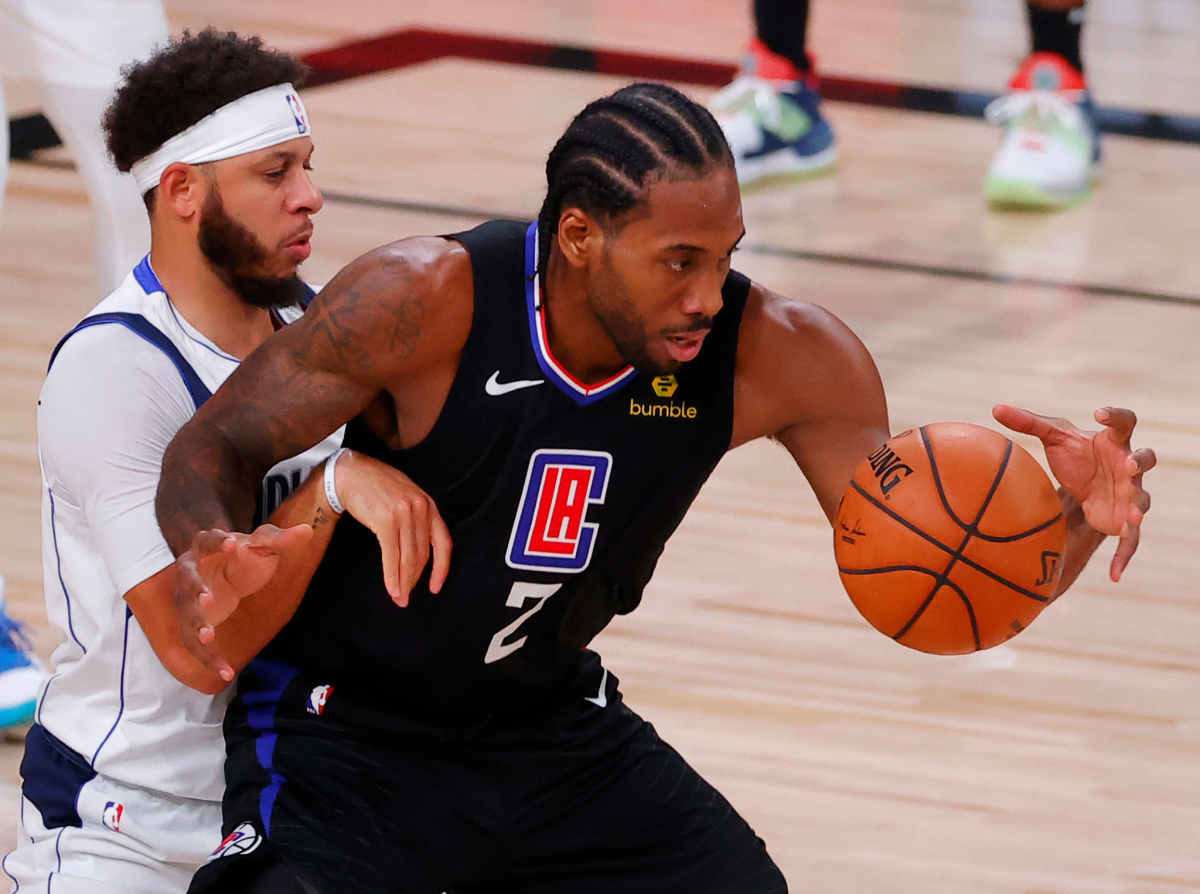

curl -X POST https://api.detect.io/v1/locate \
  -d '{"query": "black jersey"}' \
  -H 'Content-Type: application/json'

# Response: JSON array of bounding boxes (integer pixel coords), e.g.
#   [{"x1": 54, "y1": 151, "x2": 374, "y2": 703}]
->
[{"x1": 264, "y1": 220, "x2": 751, "y2": 720}]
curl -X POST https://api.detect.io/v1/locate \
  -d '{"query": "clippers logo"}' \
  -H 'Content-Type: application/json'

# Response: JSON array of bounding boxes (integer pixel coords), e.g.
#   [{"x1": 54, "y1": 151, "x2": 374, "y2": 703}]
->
[
  {"x1": 506, "y1": 450, "x2": 612, "y2": 573},
  {"x1": 207, "y1": 822, "x2": 263, "y2": 863},
  {"x1": 307, "y1": 684, "x2": 333, "y2": 716},
  {"x1": 102, "y1": 802, "x2": 123, "y2": 832},
  {"x1": 286, "y1": 93, "x2": 309, "y2": 136}
]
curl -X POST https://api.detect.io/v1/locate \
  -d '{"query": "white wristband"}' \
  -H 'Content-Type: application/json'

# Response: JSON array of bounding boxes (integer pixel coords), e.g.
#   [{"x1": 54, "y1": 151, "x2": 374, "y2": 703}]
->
[{"x1": 323, "y1": 448, "x2": 348, "y2": 515}]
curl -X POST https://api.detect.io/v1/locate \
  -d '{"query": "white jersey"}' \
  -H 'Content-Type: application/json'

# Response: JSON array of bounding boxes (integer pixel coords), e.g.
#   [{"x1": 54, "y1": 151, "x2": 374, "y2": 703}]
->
[
  {"x1": 35, "y1": 256, "x2": 341, "y2": 803},
  {"x1": 0, "y1": 0, "x2": 168, "y2": 88}
]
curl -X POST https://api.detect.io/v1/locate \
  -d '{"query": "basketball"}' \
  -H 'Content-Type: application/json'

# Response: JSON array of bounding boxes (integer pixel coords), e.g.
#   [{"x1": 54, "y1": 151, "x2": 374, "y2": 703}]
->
[{"x1": 834, "y1": 423, "x2": 1067, "y2": 654}]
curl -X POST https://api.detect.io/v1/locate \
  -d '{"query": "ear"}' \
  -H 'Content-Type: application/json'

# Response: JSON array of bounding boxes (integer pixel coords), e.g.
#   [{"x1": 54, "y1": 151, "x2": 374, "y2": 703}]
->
[
  {"x1": 555, "y1": 207, "x2": 605, "y2": 270},
  {"x1": 157, "y1": 162, "x2": 208, "y2": 221}
]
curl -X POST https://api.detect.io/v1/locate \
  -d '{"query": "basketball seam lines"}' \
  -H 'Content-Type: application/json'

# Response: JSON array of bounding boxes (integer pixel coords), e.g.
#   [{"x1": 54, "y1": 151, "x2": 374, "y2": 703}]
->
[
  {"x1": 845, "y1": 481, "x2": 1050, "y2": 603},
  {"x1": 899, "y1": 429, "x2": 1015, "y2": 649},
  {"x1": 845, "y1": 564, "x2": 978, "y2": 645},
  {"x1": 921, "y1": 430, "x2": 1063, "y2": 542}
]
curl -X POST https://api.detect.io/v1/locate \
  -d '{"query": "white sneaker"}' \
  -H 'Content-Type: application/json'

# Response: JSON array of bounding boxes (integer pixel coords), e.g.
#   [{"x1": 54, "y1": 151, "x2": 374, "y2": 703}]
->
[{"x1": 984, "y1": 52, "x2": 1100, "y2": 210}]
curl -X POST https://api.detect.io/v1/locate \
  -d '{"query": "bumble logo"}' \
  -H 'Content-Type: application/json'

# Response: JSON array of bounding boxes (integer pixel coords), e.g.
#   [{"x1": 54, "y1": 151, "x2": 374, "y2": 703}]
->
[
  {"x1": 651, "y1": 376, "x2": 678, "y2": 398},
  {"x1": 630, "y1": 376, "x2": 696, "y2": 419}
]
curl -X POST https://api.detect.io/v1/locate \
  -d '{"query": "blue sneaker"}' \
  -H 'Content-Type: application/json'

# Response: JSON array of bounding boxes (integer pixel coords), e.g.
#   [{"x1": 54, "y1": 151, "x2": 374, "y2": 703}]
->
[
  {"x1": 710, "y1": 41, "x2": 837, "y2": 186},
  {"x1": 0, "y1": 575, "x2": 42, "y2": 729}
]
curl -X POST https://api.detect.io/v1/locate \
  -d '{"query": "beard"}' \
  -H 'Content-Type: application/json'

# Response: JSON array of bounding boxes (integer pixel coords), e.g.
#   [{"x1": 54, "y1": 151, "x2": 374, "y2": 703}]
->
[
  {"x1": 587, "y1": 248, "x2": 712, "y2": 377},
  {"x1": 197, "y1": 191, "x2": 308, "y2": 310}
]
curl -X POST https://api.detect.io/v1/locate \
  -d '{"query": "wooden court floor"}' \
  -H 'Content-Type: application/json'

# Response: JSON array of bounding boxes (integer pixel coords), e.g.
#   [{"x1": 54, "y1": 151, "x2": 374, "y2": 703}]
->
[{"x1": 0, "y1": 1, "x2": 1198, "y2": 891}]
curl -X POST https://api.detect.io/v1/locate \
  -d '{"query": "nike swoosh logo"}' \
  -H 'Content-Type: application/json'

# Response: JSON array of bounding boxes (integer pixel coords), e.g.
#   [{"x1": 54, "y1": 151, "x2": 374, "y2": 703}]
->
[
  {"x1": 584, "y1": 668, "x2": 609, "y2": 708},
  {"x1": 485, "y1": 371, "x2": 544, "y2": 396}
]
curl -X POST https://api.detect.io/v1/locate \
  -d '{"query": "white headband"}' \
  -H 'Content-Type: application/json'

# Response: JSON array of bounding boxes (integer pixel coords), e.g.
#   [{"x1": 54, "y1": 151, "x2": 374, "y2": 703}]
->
[{"x1": 130, "y1": 83, "x2": 312, "y2": 194}]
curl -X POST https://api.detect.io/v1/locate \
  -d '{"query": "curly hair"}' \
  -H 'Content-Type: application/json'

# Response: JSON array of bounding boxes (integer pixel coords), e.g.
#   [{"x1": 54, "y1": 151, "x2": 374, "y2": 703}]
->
[{"x1": 103, "y1": 28, "x2": 307, "y2": 178}]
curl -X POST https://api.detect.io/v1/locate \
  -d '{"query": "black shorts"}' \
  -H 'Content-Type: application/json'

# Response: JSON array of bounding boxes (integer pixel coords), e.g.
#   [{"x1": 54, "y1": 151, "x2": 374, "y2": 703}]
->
[{"x1": 188, "y1": 656, "x2": 786, "y2": 894}]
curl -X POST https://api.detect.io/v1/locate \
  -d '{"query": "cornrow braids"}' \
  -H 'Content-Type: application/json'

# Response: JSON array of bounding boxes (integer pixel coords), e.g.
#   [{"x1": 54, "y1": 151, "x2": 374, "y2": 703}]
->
[{"x1": 536, "y1": 82, "x2": 734, "y2": 277}]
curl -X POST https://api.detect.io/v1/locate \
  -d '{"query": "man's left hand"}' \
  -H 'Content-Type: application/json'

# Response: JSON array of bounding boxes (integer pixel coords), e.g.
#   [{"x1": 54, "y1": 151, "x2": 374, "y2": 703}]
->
[{"x1": 993, "y1": 404, "x2": 1155, "y2": 582}]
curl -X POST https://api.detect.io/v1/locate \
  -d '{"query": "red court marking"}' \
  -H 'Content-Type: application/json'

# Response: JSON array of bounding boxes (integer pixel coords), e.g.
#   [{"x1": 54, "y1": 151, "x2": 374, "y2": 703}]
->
[
  {"x1": 297, "y1": 26, "x2": 1200, "y2": 145},
  {"x1": 301, "y1": 27, "x2": 738, "y2": 88},
  {"x1": 299, "y1": 27, "x2": 976, "y2": 118}
]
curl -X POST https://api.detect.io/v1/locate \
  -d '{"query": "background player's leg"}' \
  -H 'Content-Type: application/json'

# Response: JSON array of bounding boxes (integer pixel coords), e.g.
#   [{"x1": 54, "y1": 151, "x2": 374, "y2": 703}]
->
[
  {"x1": 983, "y1": 0, "x2": 1098, "y2": 210},
  {"x1": 40, "y1": 84, "x2": 150, "y2": 295},
  {"x1": 752, "y1": 0, "x2": 811, "y2": 75},
  {"x1": 1026, "y1": 0, "x2": 1085, "y2": 73},
  {"x1": 709, "y1": 0, "x2": 836, "y2": 187},
  {"x1": 0, "y1": 78, "x2": 8, "y2": 222}
]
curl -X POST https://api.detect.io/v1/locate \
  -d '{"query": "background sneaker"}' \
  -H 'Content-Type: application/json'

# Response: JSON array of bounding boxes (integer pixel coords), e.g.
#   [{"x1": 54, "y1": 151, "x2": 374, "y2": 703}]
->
[
  {"x1": 984, "y1": 52, "x2": 1101, "y2": 210},
  {"x1": 0, "y1": 575, "x2": 42, "y2": 729},
  {"x1": 710, "y1": 40, "x2": 837, "y2": 187}
]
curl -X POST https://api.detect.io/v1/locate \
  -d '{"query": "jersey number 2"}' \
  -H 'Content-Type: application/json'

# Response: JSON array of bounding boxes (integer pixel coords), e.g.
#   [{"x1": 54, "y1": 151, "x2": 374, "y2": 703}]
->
[{"x1": 483, "y1": 581, "x2": 561, "y2": 665}]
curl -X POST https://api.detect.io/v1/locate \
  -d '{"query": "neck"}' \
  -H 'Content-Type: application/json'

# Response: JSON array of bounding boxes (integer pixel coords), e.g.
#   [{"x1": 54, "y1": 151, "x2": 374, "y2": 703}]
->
[
  {"x1": 542, "y1": 248, "x2": 630, "y2": 385},
  {"x1": 149, "y1": 234, "x2": 276, "y2": 361}
]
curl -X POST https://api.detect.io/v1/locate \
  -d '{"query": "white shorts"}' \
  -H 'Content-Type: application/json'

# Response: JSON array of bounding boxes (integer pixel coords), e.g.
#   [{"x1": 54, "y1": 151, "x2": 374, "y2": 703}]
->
[{"x1": 3, "y1": 771, "x2": 222, "y2": 894}]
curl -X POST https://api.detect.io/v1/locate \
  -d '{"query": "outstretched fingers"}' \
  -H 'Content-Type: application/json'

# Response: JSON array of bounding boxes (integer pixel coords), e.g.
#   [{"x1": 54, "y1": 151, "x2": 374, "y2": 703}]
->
[
  {"x1": 429, "y1": 508, "x2": 453, "y2": 595},
  {"x1": 1110, "y1": 519, "x2": 1141, "y2": 583},
  {"x1": 1109, "y1": 445, "x2": 1155, "y2": 581},
  {"x1": 992, "y1": 404, "x2": 1074, "y2": 445},
  {"x1": 1096, "y1": 406, "x2": 1139, "y2": 448},
  {"x1": 378, "y1": 517, "x2": 403, "y2": 604},
  {"x1": 173, "y1": 556, "x2": 236, "y2": 682},
  {"x1": 245, "y1": 522, "x2": 314, "y2": 554}
]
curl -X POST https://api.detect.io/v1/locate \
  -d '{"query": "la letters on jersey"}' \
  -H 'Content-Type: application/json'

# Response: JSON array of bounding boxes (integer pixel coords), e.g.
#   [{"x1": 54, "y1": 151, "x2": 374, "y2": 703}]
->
[{"x1": 506, "y1": 449, "x2": 612, "y2": 573}]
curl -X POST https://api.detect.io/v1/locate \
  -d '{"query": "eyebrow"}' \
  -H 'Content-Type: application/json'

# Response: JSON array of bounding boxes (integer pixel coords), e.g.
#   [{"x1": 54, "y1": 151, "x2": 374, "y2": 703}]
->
[
  {"x1": 258, "y1": 147, "x2": 313, "y2": 166},
  {"x1": 664, "y1": 230, "x2": 746, "y2": 254}
]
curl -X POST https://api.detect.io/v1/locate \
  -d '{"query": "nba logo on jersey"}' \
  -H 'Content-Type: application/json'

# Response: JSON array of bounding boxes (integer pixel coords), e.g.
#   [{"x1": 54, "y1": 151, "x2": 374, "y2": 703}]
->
[
  {"x1": 102, "y1": 801, "x2": 123, "y2": 832},
  {"x1": 286, "y1": 93, "x2": 309, "y2": 136},
  {"x1": 307, "y1": 684, "x2": 333, "y2": 715},
  {"x1": 506, "y1": 449, "x2": 612, "y2": 573},
  {"x1": 207, "y1": 822, "x2": 263, "y2": 863}
]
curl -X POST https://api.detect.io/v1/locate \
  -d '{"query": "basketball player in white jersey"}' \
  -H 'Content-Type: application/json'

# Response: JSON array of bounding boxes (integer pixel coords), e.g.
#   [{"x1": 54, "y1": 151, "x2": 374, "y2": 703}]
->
[
  {"x1": 0, "y1": 0, "x2": 170, "y2": 294},
  {"x1": 2, "y1": 31, "x2": 333, "y2": 894}
]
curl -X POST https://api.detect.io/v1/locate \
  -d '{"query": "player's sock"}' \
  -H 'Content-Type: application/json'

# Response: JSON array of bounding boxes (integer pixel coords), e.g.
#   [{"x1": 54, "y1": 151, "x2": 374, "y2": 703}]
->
[
  {"x1": 753, "y1": 0, "x2": 811, "y2": 74},
  {"x1": 983, "y1": 51, "x2": 1100, "y2": 210},
  {"x1": 0, "y1": 575, "x2": 43, "y2": 729},
  {"x1": 709, "y1": 40, "x2": 836, "y2": 186},
  {"x1": 1026, "y1": 2, "x2": 1085, "y2": 74}
]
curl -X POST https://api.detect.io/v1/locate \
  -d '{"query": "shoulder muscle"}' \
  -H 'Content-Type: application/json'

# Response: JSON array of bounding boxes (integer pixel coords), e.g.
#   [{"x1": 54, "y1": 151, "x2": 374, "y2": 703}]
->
[{"x1": 733, "y1": 283, "x2": 887, "y2": 447}]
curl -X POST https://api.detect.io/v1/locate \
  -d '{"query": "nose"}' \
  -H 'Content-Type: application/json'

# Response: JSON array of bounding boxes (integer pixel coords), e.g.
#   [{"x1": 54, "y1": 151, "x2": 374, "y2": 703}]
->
[
  {"x1": 289, "y1": 168, "x2": 323, "y2": 216},
  {"x1": 680, "y1": 270, "x2": 725, "y2": 319}
]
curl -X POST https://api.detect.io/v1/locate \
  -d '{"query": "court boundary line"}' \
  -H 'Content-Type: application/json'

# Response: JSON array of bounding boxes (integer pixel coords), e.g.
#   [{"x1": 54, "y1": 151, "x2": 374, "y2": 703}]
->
[{"x1": 320, "y1": 189, "x2": 1200, "y2": 308}]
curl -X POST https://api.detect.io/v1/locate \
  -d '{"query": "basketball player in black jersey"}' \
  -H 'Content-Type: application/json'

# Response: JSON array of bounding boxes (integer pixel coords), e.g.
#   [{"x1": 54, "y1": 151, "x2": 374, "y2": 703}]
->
[{"x1": 157, "y1": 83, "x2": 1153, "y2": 894}]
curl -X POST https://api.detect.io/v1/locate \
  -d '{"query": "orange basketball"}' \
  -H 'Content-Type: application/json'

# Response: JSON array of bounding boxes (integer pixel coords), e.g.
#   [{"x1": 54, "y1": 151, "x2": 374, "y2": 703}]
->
[{"x1": 833, "y1": 423, "x2": 1067, "y2": 654}]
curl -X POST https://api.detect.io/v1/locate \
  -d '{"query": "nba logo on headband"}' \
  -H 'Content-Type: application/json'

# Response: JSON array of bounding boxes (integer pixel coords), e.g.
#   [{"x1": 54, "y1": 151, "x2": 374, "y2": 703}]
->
[{"x1": 287, "y1": 93, "x2": 309, "y2": 136}]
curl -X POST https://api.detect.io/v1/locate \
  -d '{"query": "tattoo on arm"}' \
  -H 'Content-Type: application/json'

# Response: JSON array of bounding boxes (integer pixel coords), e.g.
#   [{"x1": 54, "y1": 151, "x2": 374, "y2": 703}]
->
[
  {"x1": 391, "y1": 297, "x2": 425, "y2": 358},
  {"x1": 156, "y1": 248, "x2": 429, "y2": 556}
]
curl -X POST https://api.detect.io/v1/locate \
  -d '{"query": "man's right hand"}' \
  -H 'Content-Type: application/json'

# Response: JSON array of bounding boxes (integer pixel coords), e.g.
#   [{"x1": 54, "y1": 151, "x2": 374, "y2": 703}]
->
[
  {"x1": 174, "y1": 523, "x2": 315, "y2": 681},
  {"x1": 171, "y1": 450, "x2": 452, "y2": 684}
]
